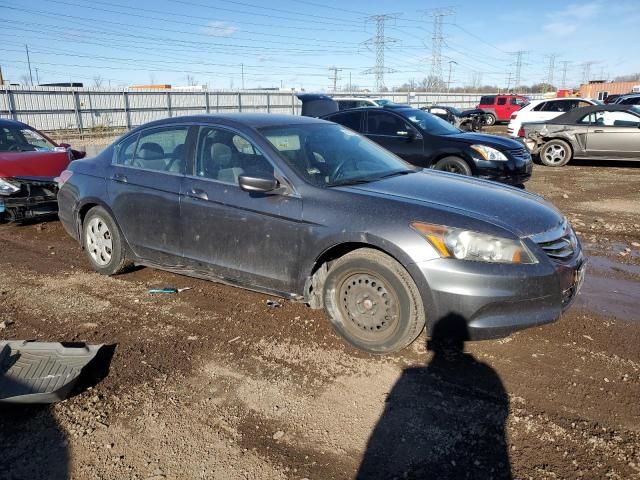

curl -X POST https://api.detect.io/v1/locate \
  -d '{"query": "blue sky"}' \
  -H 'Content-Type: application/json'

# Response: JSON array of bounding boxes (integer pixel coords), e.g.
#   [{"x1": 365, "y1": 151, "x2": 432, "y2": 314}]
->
[{"x1": 1, "y1": 0, "x2": 638, "y2": 90}]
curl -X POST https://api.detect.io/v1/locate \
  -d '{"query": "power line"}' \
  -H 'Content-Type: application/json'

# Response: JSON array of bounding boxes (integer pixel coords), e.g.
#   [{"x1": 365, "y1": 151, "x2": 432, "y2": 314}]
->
[
  {"x1": 328, "y1": 66, "x2": 342, "y2": 92},
  {"x1": 363, "y1": 14, "x2": 400, "y2": 91},
  {"x1": 580, "y1": 61, "x2": 596, "y2": 85},
  {"x1": 425, "y1": 7, "x2": 455, "y2": 89},
  {"x1": 544, "y1": 54, "x2": 557, "y2": 91},
  {"x1": 511, "y1": 50, "x2": 529, "y2": 91}
]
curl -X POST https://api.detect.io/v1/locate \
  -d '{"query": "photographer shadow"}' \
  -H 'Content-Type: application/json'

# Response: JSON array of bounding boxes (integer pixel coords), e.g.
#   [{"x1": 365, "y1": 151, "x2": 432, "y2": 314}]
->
[{"x1": 357, "y1": 313, "x2": 512, "y2": 479}]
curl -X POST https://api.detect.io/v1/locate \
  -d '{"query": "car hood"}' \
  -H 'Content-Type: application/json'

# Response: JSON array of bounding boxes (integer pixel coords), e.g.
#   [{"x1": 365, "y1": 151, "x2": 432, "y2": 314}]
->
[
  {"x1": 0, "y1": 151, "x2": 71, "y2": 179},
  {"x1": 345, "y1": 171, "x2": 563, "y2": 238},
  {"x1": 446, "y1": 132, "x2": 524, "y2": 150}
]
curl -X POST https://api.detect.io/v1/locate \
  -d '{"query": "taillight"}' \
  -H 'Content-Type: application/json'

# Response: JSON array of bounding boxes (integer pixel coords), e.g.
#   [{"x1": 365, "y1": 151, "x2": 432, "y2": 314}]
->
[
  {"x1": 55, "y1": 170, "x2": 73, "y2": 188},
  {"x1": 517, "y1": 127, "x2": 525, "y2": 138},
  {"x1": 511, "y1": 113, "x2": 517, "y2": 120}
]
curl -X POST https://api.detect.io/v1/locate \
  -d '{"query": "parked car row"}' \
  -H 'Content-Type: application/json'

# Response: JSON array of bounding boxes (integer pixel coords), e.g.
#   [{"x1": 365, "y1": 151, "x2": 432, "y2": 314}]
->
[{"x1": 299, "y1": 94, "x2": 532, "y2": 186}]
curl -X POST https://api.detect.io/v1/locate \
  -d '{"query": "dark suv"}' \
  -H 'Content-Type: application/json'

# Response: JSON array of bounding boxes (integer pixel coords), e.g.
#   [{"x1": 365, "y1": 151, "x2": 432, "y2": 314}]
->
[{"x1": 477, "y1": 95, "x2": 529, "y2": 125}]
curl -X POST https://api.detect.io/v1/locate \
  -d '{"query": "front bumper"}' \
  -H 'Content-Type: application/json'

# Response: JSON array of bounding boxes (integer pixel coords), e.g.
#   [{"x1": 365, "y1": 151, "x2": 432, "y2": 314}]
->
[
  {"x1": 407, "y1": 248, "x2": 585, "y2": 340},
  {"x1": 0, "y1": 179, "x2": 59, "y2": 222},
  {"x1": 473, "y1": 149, "x2": 533, "y2": 185}
]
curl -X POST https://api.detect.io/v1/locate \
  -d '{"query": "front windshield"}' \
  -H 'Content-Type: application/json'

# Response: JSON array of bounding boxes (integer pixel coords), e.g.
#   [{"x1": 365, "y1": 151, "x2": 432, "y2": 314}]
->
[
  {"x1": 0, "y1": 126, "x2": 57, "y2": 152},
  {"x1": 374, "y1": 99, "x2": 393, "y2": 106},
  {"x1": 259, "y1": 123, "x2": 417, "y2": 187},
  {"x1": 631, "y1": 106, "x2": 640, "y2": 115},
  {"x1": 448, "y1": 107, "x2": 463, "y2": 116},
  {"x1": 403, "y1": 109, "x2": 461, "y2": 135}
]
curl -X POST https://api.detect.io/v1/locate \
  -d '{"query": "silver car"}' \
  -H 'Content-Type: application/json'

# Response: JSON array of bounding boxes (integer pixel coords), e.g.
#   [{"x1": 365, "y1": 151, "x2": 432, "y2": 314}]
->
[{"x1": 58, "y1": 114, "x2": 585, "y2": 354}]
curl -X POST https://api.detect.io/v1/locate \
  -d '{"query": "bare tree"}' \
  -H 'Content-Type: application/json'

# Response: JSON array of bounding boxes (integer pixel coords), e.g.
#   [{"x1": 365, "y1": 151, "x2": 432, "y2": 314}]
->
[{"x1": 92, "y1": 75, "x2": 104, "y2": 88}]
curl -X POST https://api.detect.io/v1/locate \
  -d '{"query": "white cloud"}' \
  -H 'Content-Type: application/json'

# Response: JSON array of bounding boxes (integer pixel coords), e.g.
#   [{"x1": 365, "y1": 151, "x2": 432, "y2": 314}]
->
[
  {"x1": 543, "y1": 2, "x2": 599, "y2": 36},
  {"x1": 203, "y1": 21, "x2": 238, "y2": 37}
]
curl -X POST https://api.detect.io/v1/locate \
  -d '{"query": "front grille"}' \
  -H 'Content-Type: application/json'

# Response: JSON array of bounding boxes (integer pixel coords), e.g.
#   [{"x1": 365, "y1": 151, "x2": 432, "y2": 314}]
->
[
  {"x1": 507, "y1": 147, "x2": 528, "y2": 158},
  {"x1": 530, "y1": 220, "x2": 577, "y2": 261}
]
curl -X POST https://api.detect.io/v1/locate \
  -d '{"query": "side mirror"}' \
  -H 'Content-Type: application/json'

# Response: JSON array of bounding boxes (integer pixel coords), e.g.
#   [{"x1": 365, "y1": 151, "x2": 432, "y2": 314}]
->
[
  {"x1": 397, "y1": 130, "x2": 417, "y2": 139},
  {"x1": 238, "y1": 174, "x2": 279, "y2": 193},
  {"x1": 58, "y1": 142, "x2": 71, "y2": 149}
]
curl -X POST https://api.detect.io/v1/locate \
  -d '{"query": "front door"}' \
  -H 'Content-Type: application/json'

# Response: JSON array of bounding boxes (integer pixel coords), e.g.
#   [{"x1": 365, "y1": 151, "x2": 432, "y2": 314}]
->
[
  {"x1": 365, "y1": 110, "x2": 424, "y2": 165},
  {"x1": 585, "y1": 110, "x2": 640, "y2": 158},
  {"x1": 180, "y1": 125, "x2": 303, "y2": 293},
  {"x1": 108, "y1": 125, "x2": 192, "y2": 264}
]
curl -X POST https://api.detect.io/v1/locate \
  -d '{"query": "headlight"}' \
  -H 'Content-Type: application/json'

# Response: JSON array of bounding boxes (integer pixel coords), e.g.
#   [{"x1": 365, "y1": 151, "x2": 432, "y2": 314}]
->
[
  {"x1": 470, "y1": 144, "x2": 508, "y2": 161},
  {"x1": 411, "y1": 222, "x2": 537, "y2": 264},
  {"x1": 0, "y1": 178, "x2": 20, "y2": 195}
]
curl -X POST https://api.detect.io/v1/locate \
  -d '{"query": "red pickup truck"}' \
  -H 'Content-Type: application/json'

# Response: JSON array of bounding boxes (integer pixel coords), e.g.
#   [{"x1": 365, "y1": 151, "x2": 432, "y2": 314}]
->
[
  {"x1": 477, "y1": 95, "x2": 529, "y2": 125},
  {"x1": 0, "y1": 119, "x2": 85, "y2": 222}
]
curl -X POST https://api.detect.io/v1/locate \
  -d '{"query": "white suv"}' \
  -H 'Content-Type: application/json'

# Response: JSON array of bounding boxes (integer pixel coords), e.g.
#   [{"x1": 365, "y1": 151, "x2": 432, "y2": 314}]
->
[{"x1": 507, "y1": 98, "x2": 596, "y2": 137}]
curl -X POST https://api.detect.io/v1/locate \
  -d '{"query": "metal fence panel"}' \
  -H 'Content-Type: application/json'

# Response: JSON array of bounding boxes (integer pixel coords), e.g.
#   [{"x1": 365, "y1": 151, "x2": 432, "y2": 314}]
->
[{"x1": 0, "y1": 86, "x2": 542, "y2": 133}]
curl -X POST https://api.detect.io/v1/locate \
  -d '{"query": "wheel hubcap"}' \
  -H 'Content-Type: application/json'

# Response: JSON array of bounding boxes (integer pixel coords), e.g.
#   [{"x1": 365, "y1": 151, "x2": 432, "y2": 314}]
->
[
  {"x1": 339, "y1": 273, "x2": 399, "y2": 336},
  {"x1": 86, "y1": 217, "x2": 113, "y2": 266},
  {"x1": 544, "y1": 144, "x2": 566, "y2": 164}
]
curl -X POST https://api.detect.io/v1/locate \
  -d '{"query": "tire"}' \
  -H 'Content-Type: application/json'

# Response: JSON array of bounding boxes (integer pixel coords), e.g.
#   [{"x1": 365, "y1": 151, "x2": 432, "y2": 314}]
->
[
  {"x1": 484, "y1": 113, "x2": 496, "y2": 126},
  {"x1": 539, "y1": 139, "x2": 572, "y2": 167},
  {"x1": 322, "y1": 248, "x2": 426, "y2": 354},
  {"x1": 82, "y1": 206, "x2": 131, "y2": 275},
  {"x1": 433, "y1": 156, "x2": 473, "y2": 176}
]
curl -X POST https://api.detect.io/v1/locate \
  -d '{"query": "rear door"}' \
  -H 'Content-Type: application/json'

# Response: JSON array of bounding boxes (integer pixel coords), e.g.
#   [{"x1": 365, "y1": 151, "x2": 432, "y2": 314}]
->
[
  {"x1": 324, "y1": 110, "x2": 365, "y2": 133},
  {"x1": 495, "y1": 96, "x2": 508, "y2": 120},
  {"x1": 585, "y1": 110, "x2": 640, "y2": 158},
  {"x1": 180, "y1": 125, "x2": 303, "y2": 293},
  {"x1": 364, "y1": 110, "x2": 424, "y2": 165},
  {"x1": 108, "y1": 125, "x2": 193, "y2": 264}
]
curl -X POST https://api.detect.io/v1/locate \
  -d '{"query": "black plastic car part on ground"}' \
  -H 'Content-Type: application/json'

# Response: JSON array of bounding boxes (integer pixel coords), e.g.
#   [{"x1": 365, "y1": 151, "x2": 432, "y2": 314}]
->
[
  {"x1": 57, "y1": 113, "x2": 583, "y2": 354},
  {"x1": 299, "y1": 95, "x2": 532, "y2": 185}
]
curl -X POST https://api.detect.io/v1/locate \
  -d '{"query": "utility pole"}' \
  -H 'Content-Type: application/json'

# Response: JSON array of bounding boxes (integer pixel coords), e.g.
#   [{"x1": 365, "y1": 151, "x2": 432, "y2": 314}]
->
[
  {"x1": 363, "y1": 13, "x2": 400, "y2": 91},
  {"x1": 560, "y1": 61, "x2": 570, "y2": 88},
  {"x1": 349, "y1": 72, "x2": 352, "y2": 91},
  {"x1": 241, "y1": 63, "x2": 245, "y2": 90},
  {"x1": 505, "y1": 72, "x2": 513, "y2": 92},
  {"x1": 510, "y1": 51, "x2": 528, "y2": 93},
  {"x1": 35, "y1": 68, "x2": 40, "y2": 85},
  {"x1": 424, "y1": 7, "x2": 455, "y2": 91},
  {"x1": 0, "y1": 66, "x2": 4, "y2": 86},
  {"x1": 447, "y1": 60, "x2": 457, "y2": 93},
  {"x1": 580, "y1": 61, "x2": 595, "y2": 85},
  {"x1": 25, "y1": 44, "x2": 34, "y2": 86},
  {"x1": 544, "y1": 54, "x2": 556, "y2": 91},
  {"x1": 328, "y1": 66, "x2": 342, "y2": 92}
]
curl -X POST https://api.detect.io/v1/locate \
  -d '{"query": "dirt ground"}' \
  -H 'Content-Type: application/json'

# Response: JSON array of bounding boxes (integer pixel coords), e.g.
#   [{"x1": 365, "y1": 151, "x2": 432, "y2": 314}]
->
[{"x1": 1, "y1": 134, "x2": 639, "y2": 479}]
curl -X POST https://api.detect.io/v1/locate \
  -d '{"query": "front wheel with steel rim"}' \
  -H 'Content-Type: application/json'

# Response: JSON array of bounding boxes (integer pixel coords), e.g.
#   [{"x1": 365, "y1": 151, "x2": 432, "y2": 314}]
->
[
  {"x1": 82, "y1": 206, "x2": 131, "y2": 275},
  {"x1": 540, "y1": 139, "x2": 572, "y2": 167},
  {"x1": 322, "y1": 248, "x2": 426, "y2": 354}
]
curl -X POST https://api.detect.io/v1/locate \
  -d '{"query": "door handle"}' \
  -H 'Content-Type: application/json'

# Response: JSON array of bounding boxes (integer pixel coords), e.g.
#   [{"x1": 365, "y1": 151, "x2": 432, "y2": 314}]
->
[
  {"x1": 190, "y1": 188, "x2": 208, "y2": 201},
  {"x1": 112, "y1": 172, "x2": 128, "y2": 182},
  {"x1": 593, "y1": 129, "x2": 605, "y2": 133}
]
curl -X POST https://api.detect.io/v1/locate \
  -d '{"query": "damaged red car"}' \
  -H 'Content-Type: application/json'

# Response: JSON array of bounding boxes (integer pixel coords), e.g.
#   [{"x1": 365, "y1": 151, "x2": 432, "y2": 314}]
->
[{"x1": 0, "y1": 119, "x2": 85, "y2": 222}]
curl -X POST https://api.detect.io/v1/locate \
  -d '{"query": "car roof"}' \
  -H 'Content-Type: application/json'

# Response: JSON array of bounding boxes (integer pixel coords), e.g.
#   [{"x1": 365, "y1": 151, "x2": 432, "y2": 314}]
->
[
  {"x1": 547, "y1": 104, "x2": 639, "y2": 124},
  {"x1": 334, "y1": 97, "x2": 376, "y2": 101},
  {"x1": 0, "y1": 118, "x2": 32, "y2": 129},
  {"x1": 127, "y1": 113, "x2": 328, "y2": 131}
]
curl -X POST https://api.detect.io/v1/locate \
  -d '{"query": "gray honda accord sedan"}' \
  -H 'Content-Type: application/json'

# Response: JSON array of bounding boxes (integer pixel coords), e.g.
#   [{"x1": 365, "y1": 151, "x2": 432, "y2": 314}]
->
[{"x1": 57, "y1": 114, "x2": 585, "y2": 354}]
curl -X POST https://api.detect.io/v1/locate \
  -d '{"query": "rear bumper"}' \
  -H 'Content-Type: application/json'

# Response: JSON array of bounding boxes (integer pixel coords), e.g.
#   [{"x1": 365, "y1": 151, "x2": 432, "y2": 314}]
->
[{"x1": 407, "y1": 250, "x2": 584, "y2": 340}]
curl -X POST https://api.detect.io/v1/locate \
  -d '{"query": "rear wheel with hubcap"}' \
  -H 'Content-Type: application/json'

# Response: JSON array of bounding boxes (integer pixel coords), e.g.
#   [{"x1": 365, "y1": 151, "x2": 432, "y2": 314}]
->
[
  {"x1": 322, "y1": 248, "x2": 425, "y2": 354},
  {"x1": 83, "y1": 206, "x2": 131, "y2": 275},
  {"x1": 484, "y1": 113, "x2": 496, "y2": 126},
  {"x1": 433, "y1": 156, "x2": 473, "y2": 176},
  {"x1": 540, "y1": 139, "x2": 572, "y2": 167}
]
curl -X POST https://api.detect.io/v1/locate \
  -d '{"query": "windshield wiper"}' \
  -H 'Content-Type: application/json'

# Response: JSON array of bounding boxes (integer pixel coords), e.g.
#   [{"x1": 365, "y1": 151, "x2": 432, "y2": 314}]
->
[
  {"x1": 326, "y1": 177, "x2": 378, "y2": 187},
  {"x1": 375, "y1": 169, "x2": 416, "y2": 180}
]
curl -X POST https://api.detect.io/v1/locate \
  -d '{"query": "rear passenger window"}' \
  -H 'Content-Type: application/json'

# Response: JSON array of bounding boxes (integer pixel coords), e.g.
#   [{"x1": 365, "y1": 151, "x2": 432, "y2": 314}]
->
[
  {"x1": 367, "y1": 111, "x2": 409, "y2": 136},
  {"x1": 195, "y1": 127, "x2": 273, "y2": 185},
  {"x1": 115, "y1": 133, "x2": 139, "y2": 165},
  {"x1": 532, "y1": 102, "x2": 547, "y2": 111},
  {"x1": 497, "y1": 97, "x2": 507, "y2": 105},
  {"x1": 480, "y1": 96, "x2": 495, "y2": 105},
  {"x1": 127, "y1": 127, "x2": 189, "y2": 173},
  {"x1": 328, "y1": 111, "x2": 364, "y2": 132}
]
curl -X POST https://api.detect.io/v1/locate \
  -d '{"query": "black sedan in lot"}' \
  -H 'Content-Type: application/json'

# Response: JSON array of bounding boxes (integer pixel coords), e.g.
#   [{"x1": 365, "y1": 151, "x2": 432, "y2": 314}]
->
[
  {"x1": 299, "y1": 94, "x2": 532, "y2": 186},
  {"x1": 57, "y1": 114, "x2": 584, "y2": 354}
]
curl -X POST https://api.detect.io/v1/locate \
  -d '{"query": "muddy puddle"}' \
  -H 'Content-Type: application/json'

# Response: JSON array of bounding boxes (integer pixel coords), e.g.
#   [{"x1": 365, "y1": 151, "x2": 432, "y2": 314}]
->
[{"x1": 576, "y1": 255, "x2": 640, "y2": 322}]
